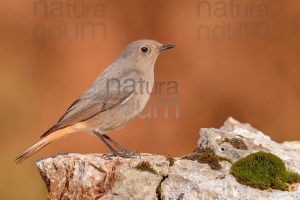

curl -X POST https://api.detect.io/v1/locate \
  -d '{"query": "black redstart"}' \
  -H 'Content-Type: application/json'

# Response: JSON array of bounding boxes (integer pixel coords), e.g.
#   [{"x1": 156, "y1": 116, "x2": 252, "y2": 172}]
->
[{"x1": 16, "y1": 39, "x2": 175, "y2": 163}]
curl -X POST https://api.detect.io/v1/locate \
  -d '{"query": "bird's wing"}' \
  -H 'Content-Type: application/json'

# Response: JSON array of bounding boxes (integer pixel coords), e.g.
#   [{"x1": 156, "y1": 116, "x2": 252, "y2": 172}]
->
[
  {"x1": 40, "y1": 67, "x2": 142, "y2": 138},
  {"x1": 40, "y1": 90, "x2": 134, "y2": 138}
]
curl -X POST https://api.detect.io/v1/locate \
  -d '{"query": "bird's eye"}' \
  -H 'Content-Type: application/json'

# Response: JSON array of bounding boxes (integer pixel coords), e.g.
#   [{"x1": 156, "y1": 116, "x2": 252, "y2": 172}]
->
[{"x1": 140, "y1": 47, "x2": 149, "y2": 54}]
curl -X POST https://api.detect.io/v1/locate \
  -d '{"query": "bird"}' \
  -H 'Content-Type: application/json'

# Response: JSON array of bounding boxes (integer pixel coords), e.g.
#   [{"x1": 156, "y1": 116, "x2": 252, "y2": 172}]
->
[{"x1": 15, "y1": 39, "x2": 175, "y2": 163}]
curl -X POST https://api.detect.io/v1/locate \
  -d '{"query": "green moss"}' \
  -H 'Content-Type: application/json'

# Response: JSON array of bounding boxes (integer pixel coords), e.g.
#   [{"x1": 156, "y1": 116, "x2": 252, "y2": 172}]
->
[
  {"x1": 156, "y1": 184, "x2": 162, "y2": 196},
  {"x1": 166, "y1": 156, "x2": 175, "y2": 167},
  {"x1": 155, "y1": 175, "x2": 167, "y2": 200},
  {"x1": 182, "y1": 148, "x2": 231, "y2": 170},
  {"x1": 224, "y1": 138, "x2": 248, "y2": 150},
  {"x1": 156, "y1": 182, "x2": 163, "y2": 200},
  {"x1": 230, "y1": 151, "x2": 300, "y2": 191},
  {"x1": 283, "y1": 171, "x2": 300, "y2": 184},
  {"x1": 135, "y1": 161, "x2": 157, "y2": 175}
]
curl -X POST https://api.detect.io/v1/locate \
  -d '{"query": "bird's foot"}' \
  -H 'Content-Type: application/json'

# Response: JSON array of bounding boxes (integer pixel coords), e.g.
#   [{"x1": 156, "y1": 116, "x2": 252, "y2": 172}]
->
[
  {"x1": 119, "y1": 150, "x2": 141, "y2": 158},
  {"x1": 101, "y1": 150, "x2": 140, "y2": 160}
]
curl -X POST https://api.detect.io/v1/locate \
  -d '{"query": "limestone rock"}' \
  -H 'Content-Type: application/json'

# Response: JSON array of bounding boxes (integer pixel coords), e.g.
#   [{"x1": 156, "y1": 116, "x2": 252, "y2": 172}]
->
[
  {"x1": 36, "y1": 118, "x2": 300, "y2": 200},
  {"x1": 37, "y1": 154, "x2": 169, "y2": 200}
]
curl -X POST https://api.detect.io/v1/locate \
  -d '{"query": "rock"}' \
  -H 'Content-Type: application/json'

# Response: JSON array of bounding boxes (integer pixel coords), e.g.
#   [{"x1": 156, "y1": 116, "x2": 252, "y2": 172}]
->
[
  {"x1": 37, "y1": 154, "x2": 169, "y2": 200},
  {"x1": 36, "y1": 118, "x2": 300, "y2": 200}
]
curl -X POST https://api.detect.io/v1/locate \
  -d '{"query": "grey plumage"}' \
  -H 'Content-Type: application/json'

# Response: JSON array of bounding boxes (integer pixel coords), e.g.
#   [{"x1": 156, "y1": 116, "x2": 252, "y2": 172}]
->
[{"x1": 16, "y1": 39, "x2": 175, "y2": 163}]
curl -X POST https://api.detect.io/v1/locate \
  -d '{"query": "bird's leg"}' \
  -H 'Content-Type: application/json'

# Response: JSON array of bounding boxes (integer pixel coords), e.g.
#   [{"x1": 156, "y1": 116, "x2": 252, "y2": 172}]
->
[
  {"x1": 93, "y1": 130, "x2": 140, "y2": 158},
  {"x1": 93, "y1": 130, "x2": 119, "y2": 155},
  {"x1": 101, "y1": 134, "x2": 140, "y2": 157},
  {"x1": 101, "y1": 134, "x2": 129, "y2": 153}
]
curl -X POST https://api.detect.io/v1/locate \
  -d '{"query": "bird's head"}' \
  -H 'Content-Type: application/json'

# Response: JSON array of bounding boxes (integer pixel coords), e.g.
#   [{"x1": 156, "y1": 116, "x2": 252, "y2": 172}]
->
[{"x1": 119, "y1": 39, "x2": 175, "y2": 67}]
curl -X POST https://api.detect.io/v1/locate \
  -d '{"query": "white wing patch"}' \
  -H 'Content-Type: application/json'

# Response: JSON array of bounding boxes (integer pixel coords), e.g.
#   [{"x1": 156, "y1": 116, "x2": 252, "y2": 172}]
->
[{"x1": 120, "y1": 93, "x2": 133, "y2": 105}]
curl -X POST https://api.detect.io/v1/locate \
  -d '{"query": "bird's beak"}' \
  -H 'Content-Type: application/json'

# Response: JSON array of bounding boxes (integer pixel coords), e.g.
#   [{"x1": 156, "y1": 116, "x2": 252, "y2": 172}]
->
[{"x1": 160, "y1": 44, "x2": 176, "y2": 51}]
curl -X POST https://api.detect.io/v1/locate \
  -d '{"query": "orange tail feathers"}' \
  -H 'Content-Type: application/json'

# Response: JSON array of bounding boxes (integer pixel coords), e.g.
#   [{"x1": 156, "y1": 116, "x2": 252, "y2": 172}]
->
[{"x1": 15, "y1": 128, "x2": 72, "y2": 164}]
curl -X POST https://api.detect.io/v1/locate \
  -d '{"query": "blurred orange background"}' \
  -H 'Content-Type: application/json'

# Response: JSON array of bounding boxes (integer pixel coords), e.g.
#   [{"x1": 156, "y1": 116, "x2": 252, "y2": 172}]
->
[{"x1": 1, "y1": 0, "x2": 300, "y2": 199}]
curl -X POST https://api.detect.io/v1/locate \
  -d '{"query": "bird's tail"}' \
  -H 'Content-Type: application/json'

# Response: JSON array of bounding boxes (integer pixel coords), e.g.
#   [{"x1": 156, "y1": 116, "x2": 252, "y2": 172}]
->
[{"x1": 15, "y1": 128, "x2": 71, "y2": 164}]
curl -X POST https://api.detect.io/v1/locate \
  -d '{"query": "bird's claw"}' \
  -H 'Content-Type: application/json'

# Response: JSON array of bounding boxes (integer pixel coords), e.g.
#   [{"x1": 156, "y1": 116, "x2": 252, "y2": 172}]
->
[{"x1": 101, "y1": 150, "x2": 141, "y2": 159}]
